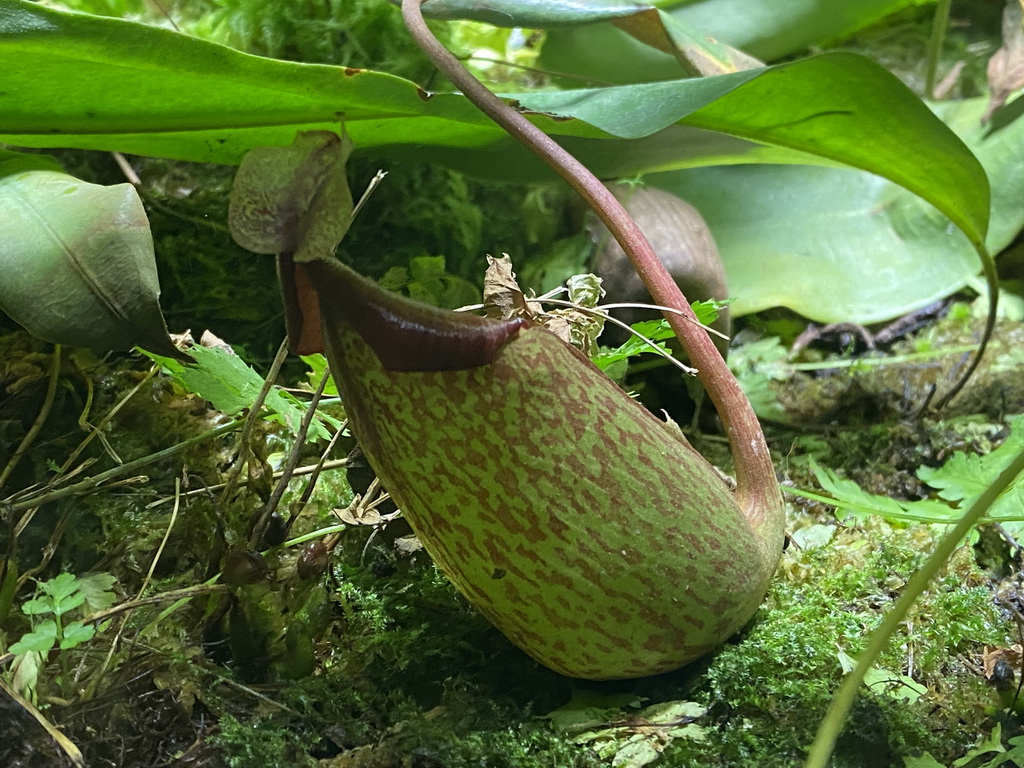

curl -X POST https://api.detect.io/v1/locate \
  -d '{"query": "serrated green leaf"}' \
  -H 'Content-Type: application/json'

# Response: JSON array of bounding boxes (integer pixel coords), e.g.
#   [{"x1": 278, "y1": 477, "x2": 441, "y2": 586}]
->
[
  {"x1": 802, "y1": 418, "x2": 1024, "y2": 528},
  {"x1": 917, "y1": 415, "x2": 1024, "y2": 520},
  {"x1": 9, "y1": 620, "x2": 57, "y2": 655},
  {"x1": 300, "y1": 353, "x2": 337, "y2": 397},
  {"x1": 593, "y1": 307, "x2": 719, "y2": 372},
  {"x1": 806, "y1": 459, "x2": 965, "y2": 525},
  {"x1": 144, "y1": 344, "x2": 330, "y2": 441}
]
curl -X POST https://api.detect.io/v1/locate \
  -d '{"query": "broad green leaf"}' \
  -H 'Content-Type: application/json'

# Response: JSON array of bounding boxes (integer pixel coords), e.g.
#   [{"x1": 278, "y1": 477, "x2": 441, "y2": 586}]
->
[
  {"x1": 0, "y1": 150, "x2": 183, "y2": 357},
  {"x1": 0, "y1": 0, "x2": 761, "y2": 166},
  {"x1": 515, "y1": 54, "x2": 989, "y2": 249},
  {"x1": 0, "y1": 1, "x2": 989, "y2": 254},
  {"x1": 650, "y1": 97, "x2": 1023, "y2": 322},
  {"x1": 541, "y1": 0, "x2": 932, "y2": 82},
  {"x1": 412, "y1": 0, "x2": 647, "y2": 26},
  {"x1": 674, "y1": 0, "x2": 934, "y2": 60}
]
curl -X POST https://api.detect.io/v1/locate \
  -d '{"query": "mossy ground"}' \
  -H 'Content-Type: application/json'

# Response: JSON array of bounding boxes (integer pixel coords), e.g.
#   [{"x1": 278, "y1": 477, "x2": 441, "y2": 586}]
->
[{"x1": 3, "y1": 293, "x2": 1024, "y2": 768}]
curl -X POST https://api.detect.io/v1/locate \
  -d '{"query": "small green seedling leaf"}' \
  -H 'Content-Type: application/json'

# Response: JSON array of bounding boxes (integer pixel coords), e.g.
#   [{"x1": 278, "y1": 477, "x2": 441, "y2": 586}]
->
[
  {"x1": 557, "y1": 697, "x2": 707, "y2": 768},
  {"x1": 9, "y1": 619, "x2": 57, "y2": 655},
  {"x1": 838, "y1": 650, "x2": 927, "y2": 704},
  {"x1": 59, "y1": 620, "x2": 96, "y2": 650},
  {"x1": 381, "y1": 255, "x2": 482, "y2": 310},
  {"x1": 39, "y1": 572, "x2": 79, "y2": 601},
  {"x1": 546, "y1": 689, "x2": 647, "y2": 734},
  {"x1": 21, "y1": 597, "x2": 54, "y2": 616},
  {"x1": 49, "y1": 590, "x2": 85, "y2": 619}
]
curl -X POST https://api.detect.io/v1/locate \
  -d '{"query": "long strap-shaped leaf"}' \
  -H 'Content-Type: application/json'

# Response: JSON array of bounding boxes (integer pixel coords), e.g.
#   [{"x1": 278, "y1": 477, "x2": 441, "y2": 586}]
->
[{"x1": 0, "y1": 0, "x2": 996, "y2": 402}]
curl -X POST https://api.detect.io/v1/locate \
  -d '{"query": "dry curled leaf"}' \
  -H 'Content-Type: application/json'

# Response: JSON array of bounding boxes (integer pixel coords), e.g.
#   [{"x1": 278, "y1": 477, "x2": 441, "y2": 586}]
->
[
  {"x1": 984, "y1": 1, "x2": 1024, "y2": 124},
  {"x1": 483, "y1": 254, "x2": 606, "y2": 354},
  {"x1": 983, "y1": 644, "x2": 1023, "y2": 679},
  {"x1": 482, "y1": 253, "x2": 541, "y2": 320}
]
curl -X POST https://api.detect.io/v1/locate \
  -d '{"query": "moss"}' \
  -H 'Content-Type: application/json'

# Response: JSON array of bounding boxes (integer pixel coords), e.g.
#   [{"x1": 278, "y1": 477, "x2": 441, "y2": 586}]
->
[
  {"x1": 652, "y1": 523, "x2": 1008, "y2": 767},
  {"x1": 212, "y1": 712, "x2": 315, "y2": 768}
]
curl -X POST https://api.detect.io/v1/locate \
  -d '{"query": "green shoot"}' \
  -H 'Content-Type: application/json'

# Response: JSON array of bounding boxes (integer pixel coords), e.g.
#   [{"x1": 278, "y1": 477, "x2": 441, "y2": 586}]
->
[
  {"x1": 592, "y1": 300, "x2": 722, "y2": 373},
  {"x1": 7, "y1": 572, "x2": 116, "y2": 657}
]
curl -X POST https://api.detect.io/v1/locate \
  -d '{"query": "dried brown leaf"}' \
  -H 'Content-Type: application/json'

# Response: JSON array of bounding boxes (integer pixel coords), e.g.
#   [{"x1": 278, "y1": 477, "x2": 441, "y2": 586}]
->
[
  {"x1": 984, "y1": 1, "x2": 1024, "y2": 123},
  {"x1": 482, "y1": 254, "x2": 541, "y2": 320}
]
